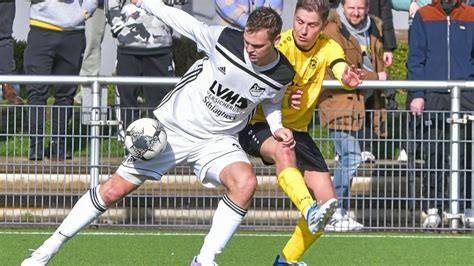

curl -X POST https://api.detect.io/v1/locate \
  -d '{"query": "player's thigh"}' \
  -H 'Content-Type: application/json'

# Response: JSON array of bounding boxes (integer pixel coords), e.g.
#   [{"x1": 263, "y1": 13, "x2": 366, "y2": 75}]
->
[
  {"x1": 294, "y1": 132, "x2": 329, "y2": 173},
  {"x1": 116, "y1": 129, "x2": 190, "y2": 185},
  {"x1": 191, "y1": 135, "x2": 251, "y2": 188}
]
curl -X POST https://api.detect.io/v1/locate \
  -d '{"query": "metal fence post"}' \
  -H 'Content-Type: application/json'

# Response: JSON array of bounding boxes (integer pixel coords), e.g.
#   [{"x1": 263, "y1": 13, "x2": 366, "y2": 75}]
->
[
  {"x1": 449, "y1": 84, "x2": 461, "y2": 230},
  {"x1": 90, "y1": 80, "x2": 101, "y2": 188}
]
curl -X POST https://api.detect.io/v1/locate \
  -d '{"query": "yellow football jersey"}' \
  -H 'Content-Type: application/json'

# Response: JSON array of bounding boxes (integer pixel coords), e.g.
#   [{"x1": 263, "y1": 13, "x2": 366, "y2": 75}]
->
[{"x1": 251, "y1": 29, "x2": 348, "y2": 132}]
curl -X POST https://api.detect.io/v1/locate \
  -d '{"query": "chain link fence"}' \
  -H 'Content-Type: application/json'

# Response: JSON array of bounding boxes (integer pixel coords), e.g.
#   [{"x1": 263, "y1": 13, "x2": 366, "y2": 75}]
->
[{"x1": 0, "y1": 76, "x2": 473, "y2": 232}]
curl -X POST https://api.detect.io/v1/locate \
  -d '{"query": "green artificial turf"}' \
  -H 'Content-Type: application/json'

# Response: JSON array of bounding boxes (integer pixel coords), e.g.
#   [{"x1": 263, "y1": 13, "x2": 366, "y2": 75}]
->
[{"x1": 1, "y1": 229, "x2": 473, "y2": 265}]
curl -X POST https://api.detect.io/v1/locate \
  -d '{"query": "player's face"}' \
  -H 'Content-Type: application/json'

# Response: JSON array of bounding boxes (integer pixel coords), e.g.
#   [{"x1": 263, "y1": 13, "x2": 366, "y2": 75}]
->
[
  {"x1": 342, "y1": 0, "x2": 368, "y2": 27},
  {"x1": 243, "y1": 29, "x2": 279, "y2": 66},
  {"x1": 292, "y1": 8, "x2": 325, "y2": 50}
]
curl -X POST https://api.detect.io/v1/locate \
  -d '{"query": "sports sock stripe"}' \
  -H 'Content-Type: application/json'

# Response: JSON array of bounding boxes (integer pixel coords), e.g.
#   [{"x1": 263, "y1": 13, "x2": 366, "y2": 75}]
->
[
  {"x1": 90, "y1": 187, "x2": 107, "y2": 213},
  {"x1": 222, "y1": 194, "x2": 247, "y2": 217}
]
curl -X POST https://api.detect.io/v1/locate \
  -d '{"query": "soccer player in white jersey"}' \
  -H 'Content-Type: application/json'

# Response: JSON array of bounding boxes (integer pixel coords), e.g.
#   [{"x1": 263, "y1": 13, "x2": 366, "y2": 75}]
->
[{"x1": 22, "y1": 3, "x2": 301, "y2": 266}]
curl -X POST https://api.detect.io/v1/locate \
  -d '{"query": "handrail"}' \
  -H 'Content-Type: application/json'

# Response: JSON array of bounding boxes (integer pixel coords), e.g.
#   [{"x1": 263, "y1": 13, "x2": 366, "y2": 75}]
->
[{"x1": 1, "y1": 75, "x2": 474, "y2": 89}]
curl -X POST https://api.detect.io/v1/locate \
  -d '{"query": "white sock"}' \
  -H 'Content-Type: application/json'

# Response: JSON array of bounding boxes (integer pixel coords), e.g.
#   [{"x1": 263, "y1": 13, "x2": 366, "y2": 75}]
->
[
  {"x1": 197, "y1": 194, "x2": 247, "y2": 263},
  {"x1": 43, "y1": 186, "x2": 107, "y2": 254}
]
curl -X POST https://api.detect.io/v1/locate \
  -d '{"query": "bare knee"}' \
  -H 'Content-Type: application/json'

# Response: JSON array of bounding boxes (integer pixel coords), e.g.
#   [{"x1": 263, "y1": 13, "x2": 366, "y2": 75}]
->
[
  {"x1": 99, "y1": 186, "x2": 123, "y2": 206},
  {"x1": 99, "y1": 173, "x2": 139, "y2": 206},
  {"x1": 232, "y1": 171, "x2": 257, "y2": 196},
  {"x1": 241, "y1": 173, "x2": 258, "y2": 197},
  {"x1": 275, "y1": 144, "x2": 295, "y2": 164},
  {"x1": 225, "y1": 172, "x2": 257, "y2": 208},
  {"x1": 260, "y1": 138, "x2": 295, "y2": 168},
  {"x1": 274, "y1": 144, "x2": 296, "y2": 172},
  {"x1": 220, "y1": 162, "x2": 258, "y2": 208}
]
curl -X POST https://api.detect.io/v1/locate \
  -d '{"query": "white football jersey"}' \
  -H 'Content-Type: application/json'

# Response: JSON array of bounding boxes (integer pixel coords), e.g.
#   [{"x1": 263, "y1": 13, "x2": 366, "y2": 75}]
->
[{"x1": 141, "y1": 1, "x2": 294, "y2": 141}]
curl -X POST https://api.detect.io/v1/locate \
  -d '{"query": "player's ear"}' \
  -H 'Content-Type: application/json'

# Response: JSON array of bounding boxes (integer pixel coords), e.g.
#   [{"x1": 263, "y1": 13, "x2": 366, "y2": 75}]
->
[
  {"x1": 322, "y1": 20, "x2": 329, "y2": 30},
  {"x1": 273, "y1": 34, "x2": 281, "y2": 46}
]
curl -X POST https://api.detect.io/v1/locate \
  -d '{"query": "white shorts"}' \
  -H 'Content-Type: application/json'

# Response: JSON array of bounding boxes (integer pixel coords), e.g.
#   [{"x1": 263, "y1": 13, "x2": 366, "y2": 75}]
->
[{"x1": 116, "y1": 128, "x2": 251, "y2": 188}]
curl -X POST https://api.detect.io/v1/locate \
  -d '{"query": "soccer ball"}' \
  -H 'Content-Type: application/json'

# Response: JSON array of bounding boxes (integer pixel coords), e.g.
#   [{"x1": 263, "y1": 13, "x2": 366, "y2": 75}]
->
[{"x1": 124, "y1": 118, "x2": 167, "y2": 160}]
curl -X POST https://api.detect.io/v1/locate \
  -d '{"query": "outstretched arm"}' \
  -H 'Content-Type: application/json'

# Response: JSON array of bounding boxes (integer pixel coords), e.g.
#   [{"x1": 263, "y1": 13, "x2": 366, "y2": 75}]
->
[{"x1": 326, "y1": 42, "x2": 362, "y2": 89}]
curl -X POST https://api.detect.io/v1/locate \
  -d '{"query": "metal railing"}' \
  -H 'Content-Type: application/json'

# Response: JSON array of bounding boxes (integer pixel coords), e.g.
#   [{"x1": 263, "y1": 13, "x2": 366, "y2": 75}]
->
[{"x1": 0, "y1": 75, "x2": 473, "y2": 232}]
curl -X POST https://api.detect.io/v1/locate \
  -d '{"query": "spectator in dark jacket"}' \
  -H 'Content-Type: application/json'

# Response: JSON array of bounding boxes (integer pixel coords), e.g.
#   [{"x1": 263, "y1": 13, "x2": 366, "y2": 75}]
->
[
  {"x1": 368, "y1": 0, "x2": 396, "y2": 67},
  {"x1": 407, "y1": 0, "x2": 474, "y2": 229},
  {"x1": 25, "y1": 0, "x2": 97, "y2": 161}
]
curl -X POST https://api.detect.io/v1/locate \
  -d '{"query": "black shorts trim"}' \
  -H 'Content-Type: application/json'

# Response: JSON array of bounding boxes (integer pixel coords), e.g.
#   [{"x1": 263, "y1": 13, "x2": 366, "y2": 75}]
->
[{"x1": 238, "y1": 122, "x2": 328, "y2": 172}]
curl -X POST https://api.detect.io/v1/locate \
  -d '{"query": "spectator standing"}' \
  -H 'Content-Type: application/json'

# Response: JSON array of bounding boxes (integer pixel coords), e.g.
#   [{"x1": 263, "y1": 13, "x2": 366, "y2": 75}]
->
[
  {"x1": 407, "y1": 0, "x2": 474, "y2": 228},
  {"x1": 21, "y1": 4, "x2": 295, "y2": 266},
  {"x1": 329, "y1": 0, "x2": 393, "y2": 163},
  {"x1": 318, "y1": 0, "x2": 387, "y2": 232},
  {"x1": 360, "y1": 0, "x2": 397, "y2": 162},
  {"x1": 366, "y1": 0, "x2": 397, "y2": 159},
  {"x1": 76, "y1": 0, "x2": 107, "y2": 104},
  {"x1": 25, "y1": 0, "x2": 97, "y2": 161},
  {"x1": 214, "y1": 0, "x2": 283, "y2": 28},
  {"x1": 0, "y1": 0, "x2": 24, "y2": 105},
  {"x1": 105, "y1": 0, "x2": 175, "y2": 130},
  {"x1": 391, "y1": 0, "x2": 431, "y2": 163}
]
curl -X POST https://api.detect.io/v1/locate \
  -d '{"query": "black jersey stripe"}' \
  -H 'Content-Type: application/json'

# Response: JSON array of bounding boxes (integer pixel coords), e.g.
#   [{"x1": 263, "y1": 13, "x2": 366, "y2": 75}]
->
[
  {"x1": 223, "y1": 194, "x2": 248, "y2": 216},
  {"x1": 329, "y1": 58, "x2": 346, "y2": 70},
  {"x1": 215, "y1": 45, "x2": 281, "y2": 91},
  {"x1": 157, "y1": 62, "x2": 204, "y2": 109}
]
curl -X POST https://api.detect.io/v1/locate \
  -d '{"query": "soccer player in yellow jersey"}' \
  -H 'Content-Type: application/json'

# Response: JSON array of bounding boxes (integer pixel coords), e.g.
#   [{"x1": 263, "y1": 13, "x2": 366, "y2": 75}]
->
[{"x1": 239, "y1": 0, "x2": 362, "y2": 264}]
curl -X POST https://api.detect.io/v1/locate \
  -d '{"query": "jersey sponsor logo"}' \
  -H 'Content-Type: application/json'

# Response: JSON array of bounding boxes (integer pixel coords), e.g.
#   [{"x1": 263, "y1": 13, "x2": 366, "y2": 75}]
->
[
  {"x1": 209, "y1": 80, "x2": 249, "y2": 109},
  {"x1": 217, "y1": 66, "x2": 226, "y2": 75},
  {"x1": 249, "y1": 83, "x2": 265, "y2": 97},
  {"x1": 203, "y1": 96, "x2": 238, "y2": 120},
  {"x1": 204, "y1": 81, "x2": 252, "y2": 121}
]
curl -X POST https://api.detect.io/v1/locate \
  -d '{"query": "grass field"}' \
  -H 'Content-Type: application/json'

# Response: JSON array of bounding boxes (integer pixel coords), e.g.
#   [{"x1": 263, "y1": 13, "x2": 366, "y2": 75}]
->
[{"x1": 1, "y1": 229, "x2": 473, "y2": 265}]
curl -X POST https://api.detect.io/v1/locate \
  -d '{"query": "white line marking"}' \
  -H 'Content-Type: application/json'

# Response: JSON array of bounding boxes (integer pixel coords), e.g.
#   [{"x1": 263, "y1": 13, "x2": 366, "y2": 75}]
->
[{"x1": 0, "y1": 231, "x2": 472, "y2": 239}]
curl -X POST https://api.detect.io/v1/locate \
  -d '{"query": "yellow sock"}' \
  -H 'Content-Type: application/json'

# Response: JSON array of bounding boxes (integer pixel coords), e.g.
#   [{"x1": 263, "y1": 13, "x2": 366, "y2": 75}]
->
[
  {"x1": 282, "y1": 216, "x2": 323, "y2": 263},
  {"x1": 278, "y1": 167, "x2": 314, "y2": 215}
]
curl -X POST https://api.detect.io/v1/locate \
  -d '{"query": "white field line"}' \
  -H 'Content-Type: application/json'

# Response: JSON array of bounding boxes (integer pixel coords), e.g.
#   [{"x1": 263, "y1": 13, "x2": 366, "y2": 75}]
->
[{"x1": 0, "y1": 231, "x2": 472, "y2": 239}]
